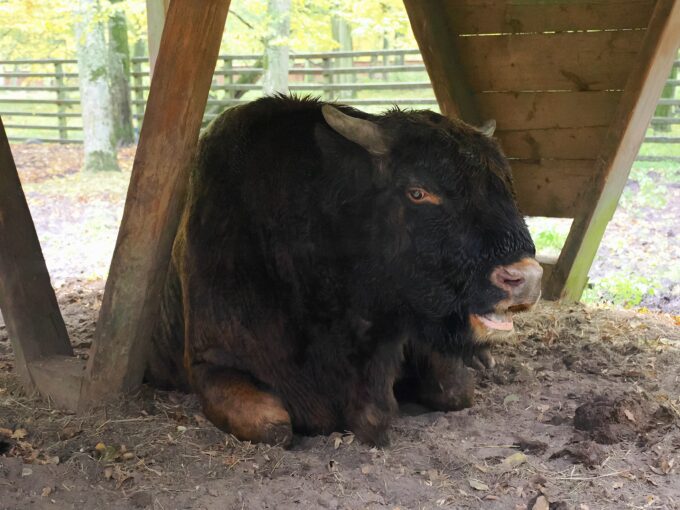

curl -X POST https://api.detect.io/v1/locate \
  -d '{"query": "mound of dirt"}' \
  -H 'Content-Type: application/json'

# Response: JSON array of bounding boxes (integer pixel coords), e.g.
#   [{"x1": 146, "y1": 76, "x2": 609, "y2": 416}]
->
[{"x1": 574, "y1": 394, "x2": 676, "y2": 444}]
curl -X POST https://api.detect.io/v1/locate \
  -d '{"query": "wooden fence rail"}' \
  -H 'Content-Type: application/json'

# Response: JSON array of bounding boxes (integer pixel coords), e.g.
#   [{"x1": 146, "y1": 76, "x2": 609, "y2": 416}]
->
[{"x1": 0, "y1": 49, "x2": 678, "y2": 161}]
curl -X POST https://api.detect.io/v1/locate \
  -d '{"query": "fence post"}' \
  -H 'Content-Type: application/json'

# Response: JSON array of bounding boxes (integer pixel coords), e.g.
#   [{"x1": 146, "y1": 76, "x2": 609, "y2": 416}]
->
[
  {"x1": 322, "y1": 56, "x2": 333, "y2": 100},
  {"x1": 223, "y1": 56, "x2": 233, "y2": 100},
  {"x1": 54, "y1": 62, "x2": 68, "y2": 141},
  {"x1": 131, "y1": 57, "x2": 144, "y2": 131}
]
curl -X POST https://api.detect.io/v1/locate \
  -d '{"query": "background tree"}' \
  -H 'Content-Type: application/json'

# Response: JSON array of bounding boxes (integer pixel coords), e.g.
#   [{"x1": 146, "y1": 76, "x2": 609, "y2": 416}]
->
[
  {"x1": 76, "y1": 0, "x2": 120, "y2": 171},
  {"x1": 108, "y1": 0, "x2": 135, "y2": 145},
  {"x1": 262, "y1": 0, "x2": 292, "y2": 95}
]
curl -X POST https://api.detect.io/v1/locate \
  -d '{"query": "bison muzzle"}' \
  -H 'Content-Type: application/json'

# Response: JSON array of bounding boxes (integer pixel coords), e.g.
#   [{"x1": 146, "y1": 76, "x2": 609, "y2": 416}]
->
[{"x1": 147, "y1": 96, "x2": 541, "y2": 447}]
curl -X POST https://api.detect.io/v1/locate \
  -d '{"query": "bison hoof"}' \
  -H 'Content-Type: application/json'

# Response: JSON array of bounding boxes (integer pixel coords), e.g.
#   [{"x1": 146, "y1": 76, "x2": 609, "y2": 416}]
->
[
  {"x1": 349, "y1": 403, "x2": 394, "y2": 447},
  {"x1": 419, "y1": 386, "x2": 474, "y2": 412},
  {"x1": 467, "y1": 347, "x2": 496, "y2": 370},
  {"x1": 259, "y1": 421, "x2": 293, "y2": 447}
]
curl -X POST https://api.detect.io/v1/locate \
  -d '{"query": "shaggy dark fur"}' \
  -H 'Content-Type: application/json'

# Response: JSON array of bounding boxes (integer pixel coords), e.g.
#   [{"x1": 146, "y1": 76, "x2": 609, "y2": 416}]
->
[{"x1": 147, "y1": 96, "x2": 536, "y2": 445}]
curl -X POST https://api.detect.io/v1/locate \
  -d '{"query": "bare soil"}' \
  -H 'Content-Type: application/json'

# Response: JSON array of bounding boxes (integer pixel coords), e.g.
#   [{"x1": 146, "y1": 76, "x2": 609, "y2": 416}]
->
[{"x1": 1, "y1": 280, "x2": 679, "y2": 510}]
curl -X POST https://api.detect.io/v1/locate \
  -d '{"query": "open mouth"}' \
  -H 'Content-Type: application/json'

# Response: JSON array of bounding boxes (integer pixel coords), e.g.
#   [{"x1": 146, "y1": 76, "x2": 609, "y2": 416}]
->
[{"x1": 472, "y1": 312, "x2": 514, "y2": 332}]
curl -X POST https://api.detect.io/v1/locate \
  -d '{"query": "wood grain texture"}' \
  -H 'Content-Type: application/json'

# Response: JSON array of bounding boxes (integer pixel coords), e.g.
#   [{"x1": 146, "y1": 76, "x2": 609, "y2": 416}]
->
[
  {"x1": 0, "y1": 117, "x2": 73, "y2": 390},
  {"x1": 511, "y1": 160, "x2": 594, "y2": 218},
  {"x1": 458, "y1": 30, "x2": 645, "y2": 92},
  {"x1": 476, "y1": 91, "x2": 621, "y2": 130},
  {"x1": 403, "y1": 0, "x2": 483, "y2": 124},
  {"x1": 496, "y1": 127, "x2": 609, "y2": 160},
  {"x1": 445, "y1": 0, "x2": 655, "y2": 34},
  {"x1": 28, "y1": 356, "x2": 85, "y2": 411},
  {"x1": 80, "y1": 0, "x2": 231, "y2": 407},
  {"x1": 545, "y1": 0, "x2": 680, "y2": 300}
]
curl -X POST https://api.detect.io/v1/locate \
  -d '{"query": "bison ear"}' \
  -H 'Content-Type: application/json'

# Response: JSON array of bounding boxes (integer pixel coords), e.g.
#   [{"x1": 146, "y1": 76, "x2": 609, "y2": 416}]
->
[
  {"x1": 478, "y1": 119, "x2": 496, "y2": 137},
  {"x1": 321, "y1": 105, "x2": 390, "y2": 156}
]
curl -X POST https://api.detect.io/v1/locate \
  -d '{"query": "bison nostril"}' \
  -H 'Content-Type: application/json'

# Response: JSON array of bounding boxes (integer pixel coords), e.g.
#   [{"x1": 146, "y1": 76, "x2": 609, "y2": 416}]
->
[
  {"x1": 503, "y1": 276, "x2": 524, "y2": 288},
  {"x1": 493, "y1": 267, "x2": 525, "y2": 290}
]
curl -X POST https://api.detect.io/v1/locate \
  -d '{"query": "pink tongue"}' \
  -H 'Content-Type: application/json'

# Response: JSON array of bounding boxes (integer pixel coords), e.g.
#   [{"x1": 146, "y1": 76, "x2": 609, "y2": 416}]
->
[{"x1": 477, "y1": 314, "x2": 514, "y2": 331}]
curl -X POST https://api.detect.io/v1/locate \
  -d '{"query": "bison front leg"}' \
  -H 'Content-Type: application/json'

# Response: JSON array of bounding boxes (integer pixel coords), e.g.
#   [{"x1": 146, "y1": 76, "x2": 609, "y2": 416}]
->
[
  {"x1": 191, "y1": 364, "x2": 293, "y2": 446},
  {"x1": 346, "y1": 342, "x2": 402, "y2": 447},
  {"x1": 403, "y1": 343, "x2": 475, "y2": 412}
]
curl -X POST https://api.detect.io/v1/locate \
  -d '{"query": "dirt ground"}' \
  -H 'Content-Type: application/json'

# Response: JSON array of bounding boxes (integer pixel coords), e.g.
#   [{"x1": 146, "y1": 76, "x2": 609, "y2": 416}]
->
[{"x1": 1, "y1": 280, "x2": 679, "y2": 510}]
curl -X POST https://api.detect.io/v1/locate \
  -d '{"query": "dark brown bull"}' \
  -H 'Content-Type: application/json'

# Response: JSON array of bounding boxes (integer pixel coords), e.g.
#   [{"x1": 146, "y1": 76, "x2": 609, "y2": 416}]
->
[{"x1": 147, "y1": 96, "x2": 541, "y2": 446}]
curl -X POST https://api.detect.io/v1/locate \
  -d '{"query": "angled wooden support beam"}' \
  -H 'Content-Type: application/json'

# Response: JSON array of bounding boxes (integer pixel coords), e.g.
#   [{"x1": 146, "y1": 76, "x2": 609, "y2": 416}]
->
[
  {"x1": 402, "y1": 0, "x2": 483, "y2": 126},
  {"x1": 544, "y1": 0, "x2": 680, "y2": 300},
  {"x1": 79, "y1": 0, "x2": 231, "y2": 408},
  {"x1": 0, "y1": 117, "x2": 74, "y2": 391}
]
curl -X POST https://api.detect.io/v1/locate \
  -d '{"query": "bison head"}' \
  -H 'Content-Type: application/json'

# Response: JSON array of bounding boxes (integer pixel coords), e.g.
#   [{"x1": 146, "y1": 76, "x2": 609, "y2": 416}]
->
[{"x1": 320, "y1": 105, "x2": 541, "y2": 351}]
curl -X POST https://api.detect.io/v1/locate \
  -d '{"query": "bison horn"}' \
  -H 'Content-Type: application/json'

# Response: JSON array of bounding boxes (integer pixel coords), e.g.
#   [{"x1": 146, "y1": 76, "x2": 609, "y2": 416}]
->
[
  {"x1": 478, "y1": 119, "x2": 496, "y2": 137},
  {"x1": 321, "y1": 105, "x2": 390, "y2": 156}
]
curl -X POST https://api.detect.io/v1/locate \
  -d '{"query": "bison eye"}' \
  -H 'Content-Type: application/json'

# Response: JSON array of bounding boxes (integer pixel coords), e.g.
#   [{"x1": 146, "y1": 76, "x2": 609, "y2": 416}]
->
[{"x1": 406, "y1": 187, "x2": 441, "y2": 205}]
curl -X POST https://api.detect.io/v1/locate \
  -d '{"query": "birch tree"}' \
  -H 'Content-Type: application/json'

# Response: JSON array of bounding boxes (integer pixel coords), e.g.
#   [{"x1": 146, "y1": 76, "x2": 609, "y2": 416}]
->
[
  {"x1": 262, "y1": 0, "x2": 291, "y2": 95},
  {"x1": 108, "y1": 0, "x2": 134, "y2": 145},
  {"x1": 76, "y1": 0, "x2": 120, "y2": 172}
]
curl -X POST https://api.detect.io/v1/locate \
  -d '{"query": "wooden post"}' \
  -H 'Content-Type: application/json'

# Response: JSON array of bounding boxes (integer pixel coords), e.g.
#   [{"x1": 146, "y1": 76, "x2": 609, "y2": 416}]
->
[
  {"x1": 223, "y1": 56, "x2": 234, "y2": 101},
  {"x1": 322, "y1": 56, "x2": 332, "y2": 100},
  {"x1": 402, "y1": 0, "x2": 482, "y2": 125},
  {"x1": 132, "y1": 42, "x2": 146, "y2": 131},
  {"x1": 54, "y1": 62, "x2": 68, "y2": 141},
  {"x1": 544, "y1": 0, "x2": 680, "y2": 300},
  {"x1": 0, "y1": 117, "x2": 73, "y2": 390},
  {"x1": 79, "y1": 0, "x2": 231, "y2": 407}
]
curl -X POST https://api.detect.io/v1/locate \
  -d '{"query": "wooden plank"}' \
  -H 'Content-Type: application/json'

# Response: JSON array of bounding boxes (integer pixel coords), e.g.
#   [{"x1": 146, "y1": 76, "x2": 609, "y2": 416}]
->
[
  {"x1": 496, "y1": 127, "x2": 609, "y2": 160},
  {"x1": 476, "y1": 91, "x2": 621, "y2": 130},
  {"x1": 512, "y1": 160, "x2": 594, "y2": 218},
  {"x1": 0, "y1": 117, "x2": 73, "y2": 390},
  {"x1": 403, "y1": 0, "x2": 483, "y2": 124},
  {"x1": 28, "y1": 356, "x2": 85, "y2": 410},
  {"x1": 79, "y1": 0, "x2": 231, "y2": 407},
  {"x1": 458, "y1": 30, "x2": 645, "y2": 91},
  {"x1": 445, "y1": 0, "x2": 655, "y2": 34},
  {"x1": 545, "y1": 0, "x2": 680, "y2": 300}
]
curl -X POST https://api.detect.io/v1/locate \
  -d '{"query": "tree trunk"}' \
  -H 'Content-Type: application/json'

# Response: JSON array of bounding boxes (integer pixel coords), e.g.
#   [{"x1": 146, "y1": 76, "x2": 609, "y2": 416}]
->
[
  {"x1": 76, "y1": 0, "x2": 120, "y2": 172},
  {"x1": 108, "y1": 0, "x2": 134, "y2": 145},
  {"x1": 262, "y1": 0, "x2": 291, "y2": 95},
  {"x1": 332, "y1": 15, "x2": 354, "y2": 99}
]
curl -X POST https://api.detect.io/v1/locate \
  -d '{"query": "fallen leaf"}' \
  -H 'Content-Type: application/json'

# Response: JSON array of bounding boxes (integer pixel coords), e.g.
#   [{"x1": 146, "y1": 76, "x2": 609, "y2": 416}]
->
[
  {"x1": 342, "y1": 433, "x2": 355, "y2": 445},
  {"x1": 530, "y1": 495, "x2": 549, "y2": 510},
  {"x1": 11, "y1": 429, "x2": 28, "y2": 440},
  {"x1": 41, "y1": 487, "x2": 52, "y2": 497},
  {"x1": 194, "y1": 414, "x2": 209, "y2": 427},
  {"x1": 59, "y1": 425, "x2": 80, "y2": 440},
  {"x1": 623, "y1": 409, "x2": 636, "y2": 423},
  {"x1": 334, "y1": 436, "x2": 342, "y2": 449},
  {"x1": 501, "y1": 452, "x2": 527, "y2": 469},
  {"x1": 504, "y1": 394, "x2": 520, "y2": 407},
  {"x1": 21, "y1": 467, "x2": 32, "y2": 477},
  {"x1": 468, "y1": 479, "x2": 489, "y2": 491},
  {"x1": 103, "y1": 467, "x2": 114, "y2": 479},
  {"x1": 0, "y1": 428, "x2": 12, "y2": 438},
  {"x1": 360, "y1": 464, "x2": 373, "y2": 474}
]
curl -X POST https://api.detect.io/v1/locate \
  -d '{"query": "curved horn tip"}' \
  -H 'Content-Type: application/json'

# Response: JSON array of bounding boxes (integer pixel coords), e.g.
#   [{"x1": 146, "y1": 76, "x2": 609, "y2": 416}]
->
[
  {"x1": 321, "y1": 104, "x2": 389, "y2": 156},
  {"x1": 479, "y1": 119, "x2": 496, "y2": 137}
]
